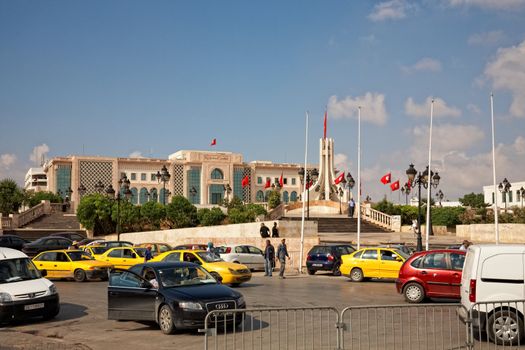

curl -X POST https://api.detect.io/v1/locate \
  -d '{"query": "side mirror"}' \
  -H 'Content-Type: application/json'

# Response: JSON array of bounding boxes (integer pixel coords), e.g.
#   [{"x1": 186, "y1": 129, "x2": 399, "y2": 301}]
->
[{"x1": 395, "y1": 257, "x2": 403, "y2": 262}]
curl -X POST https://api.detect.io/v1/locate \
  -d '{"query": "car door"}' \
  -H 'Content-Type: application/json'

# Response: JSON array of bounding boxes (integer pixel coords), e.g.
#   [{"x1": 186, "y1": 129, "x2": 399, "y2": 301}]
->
[
  {"x1": 54, "y1": 252, "x2": 74, "y2": 278},
  {"x1": 104, "y1": 248, "x2": 125, "y2": 269},
  {"x1": 33, "y1": 252, "x2": 58, "y2": 278},
  {"x1": 247, "y1": 246, "x2": 265, "y2": 270},
  {"x1": 379, "y1": 249, "x2": 404, "y2": 279},
  {"x1": 0, "y1": 236, "x2": 10, "y2": 248},
  {"x1": 419, "y1": 252, "x2": 451, "y2": 297},
  {"x1": 360, "y1": 249, "x2": 380, "y2": 277},
  {"x1": 231, "y1": 246, "x2": 246, "y2": 264},
  {"x1": 448, "y1": 252, "x2": 465, "y2": 297},
  {"x1": 11, "y1": 237, "x2": 26, "y2": 250},
  {"x1": 107, "y1": 269, "x2": 157, "y2": 321}
]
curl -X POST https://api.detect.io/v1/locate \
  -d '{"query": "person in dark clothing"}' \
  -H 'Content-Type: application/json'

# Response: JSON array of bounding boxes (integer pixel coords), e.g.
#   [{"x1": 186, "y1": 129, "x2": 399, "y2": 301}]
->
[
  {"x1": 277, "y1": 239, "x2": 290, "y2": 279},
  {"x1": 264, "y1": 239, "x2": 275, "y2": 277},
  {"x1": 348, "y1": 198, "x2": 355, "y2": 217},
  {"x1": 144, "y1": 245, "x2": 153, "y2": 262},
  {"x1": 260, "y1": 223, "x2": 270, "y2": 238},
  {"x1": 271, "y1": 222, "x2": 279, "y2": 238}
]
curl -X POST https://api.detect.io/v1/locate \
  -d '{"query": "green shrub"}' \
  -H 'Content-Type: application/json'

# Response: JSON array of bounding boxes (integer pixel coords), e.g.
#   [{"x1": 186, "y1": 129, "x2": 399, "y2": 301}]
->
[
  {"x1": 268, "y1": 190, "x2": 281, "y2": 209},
  {"x1": 197, "y1": 207, "x2": 226, "y2": 226},
  {"x1": 165, "y1": 195, "x2": 198, "y2": 228},
  {"x1": 431, "y1": 207, "x2": 465, "y2": 226},
  {"x1": 25, "y1": 191, "x2": 63, "y2": 207},
  {"x1": 140, "y1": 201, "x2": 166, "y2": 230},
  {"x1": 76, "y1": 194, "x2": 114, "y2": 234}
]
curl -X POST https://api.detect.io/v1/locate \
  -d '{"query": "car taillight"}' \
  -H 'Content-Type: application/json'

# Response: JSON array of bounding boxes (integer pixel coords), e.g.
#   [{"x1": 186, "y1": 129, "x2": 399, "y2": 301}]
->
[
  {"x1": 306, "y1": 255, "x2": 312, "y2": 261},
  {"x1": 469, "y1": 279, "x2": 476, "y2": 302},
  {"x1": 327, "y1": 254, "x2": 334, "y2": 262},
  {"x1": 225, "y1": 247, "x2": 231, "y2": 254}
]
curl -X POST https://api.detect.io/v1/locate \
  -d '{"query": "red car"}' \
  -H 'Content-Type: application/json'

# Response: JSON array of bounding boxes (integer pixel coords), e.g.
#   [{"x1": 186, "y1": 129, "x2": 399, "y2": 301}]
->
[{"x1": 396, "y1": 249, "x2": 466, "y2": 303}]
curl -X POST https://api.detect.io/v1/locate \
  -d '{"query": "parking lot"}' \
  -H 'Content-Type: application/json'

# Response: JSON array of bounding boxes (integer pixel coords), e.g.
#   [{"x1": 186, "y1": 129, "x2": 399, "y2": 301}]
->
[{"x1": 1, "y1": 271, "x2": 417, "y2": 349}]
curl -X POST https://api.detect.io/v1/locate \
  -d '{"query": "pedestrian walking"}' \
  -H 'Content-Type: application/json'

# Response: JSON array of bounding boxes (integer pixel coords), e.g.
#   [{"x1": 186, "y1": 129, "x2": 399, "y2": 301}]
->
[
  {"x1": 277, "y1": 238, "x2": 290, "y2": 279},
  {"x1": 271, "y1": 222, "x2": 279, "y2": 238},
  {"x1": 348, "y1": 198, "x2": 355, "y2": 217},
  {"x1": 144, "y1": 245, "x2": 153, "y2": 262},
  {"x1": 260, "y1": 222, "x2": 270, "y2": 238},
  {"x1": 263, "y1": 239, "x2": 275, "y2": 277}
]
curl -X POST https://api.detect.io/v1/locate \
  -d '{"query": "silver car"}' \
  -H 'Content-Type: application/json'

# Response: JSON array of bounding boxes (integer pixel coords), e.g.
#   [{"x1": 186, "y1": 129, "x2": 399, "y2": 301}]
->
[{"x1": 217, "y1": 245, "x2": 266, "y2": 271}]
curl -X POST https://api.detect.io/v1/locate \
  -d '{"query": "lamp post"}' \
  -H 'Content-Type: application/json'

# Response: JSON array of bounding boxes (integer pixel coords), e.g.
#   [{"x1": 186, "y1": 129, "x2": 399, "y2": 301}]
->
[
  {"x1": 94, "y1": 180, "x2": 105, "y2": 193},
  {"x1": 298, "y1": 167, "x2": 318, "y2": 220},
  {"x1": 105, "y1": 175, "x2": 132, "y2": 241},
  {"x1": 519, "y1": 187, "x2": 525, "y2": 209},
  {"x1": 156, "y1": 165, "x2": 171, "y2": 205},
  {"x1": 406, "y1": 164, "x2": 440, "y2": 252},
  {"x1": 401, "y1": 183, "x2": 411, "y2": 205},
  {"x1": 77, "y1": 184, "x2": 87, "y2": 197},
  {"x1": 338, "y1": 188, "x2": 344, "y2": 214},
  {"x1": 498, "y1": 178, "x2": 511, "y2": 213},
  {"x1": 436, "y1": 190, "x2": 444, "y2": 207},
  {"x1": 189, "y1": 186, "x2": 197, "y2": 204}
]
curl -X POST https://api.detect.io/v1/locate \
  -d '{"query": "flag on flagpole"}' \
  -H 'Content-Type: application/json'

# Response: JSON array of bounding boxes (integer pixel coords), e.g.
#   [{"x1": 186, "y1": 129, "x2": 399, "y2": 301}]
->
[
  {"x1": 334, "y1": 172, "x2": 345, "y2": 185},
  {"x1": 323, "y1": 110, "x2": 327, "y2": 139},
  {"x1": 279, "y1": 173, "x2": 284, "y2": 187},
  {"x1": 306, "y1": 180, "x2": 313, "y2": 190},
  {"x1": 390, "y1": 180, "x2": 400, "y2": 191},
  {"x1": 380, "y1": 172, "x2": 391, "y2": 184},
  {"x1": 264, "y1": 178, "x2": 271, "y2": 189},
  {"x1": 210, "y1": 138, "x2": 216, "y2": 146},
  {"x1": 241, "y1": 175, "x2": 249, "y2": 188}
]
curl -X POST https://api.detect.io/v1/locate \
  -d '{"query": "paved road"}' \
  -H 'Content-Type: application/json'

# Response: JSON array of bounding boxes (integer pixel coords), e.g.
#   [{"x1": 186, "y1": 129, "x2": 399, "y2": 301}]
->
[{"x1": 1, "y1": 271, "x2": 416, "y2": 349}]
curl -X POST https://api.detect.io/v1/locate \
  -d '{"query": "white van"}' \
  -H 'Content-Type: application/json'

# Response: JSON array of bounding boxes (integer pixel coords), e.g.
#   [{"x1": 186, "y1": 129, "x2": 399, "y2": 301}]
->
[
  {"x1": 0, "y1": 247, "x2": 60, "y2": 323},
  {"x1": 459, "y1": 244, "x2": 525, "y2": 345}
]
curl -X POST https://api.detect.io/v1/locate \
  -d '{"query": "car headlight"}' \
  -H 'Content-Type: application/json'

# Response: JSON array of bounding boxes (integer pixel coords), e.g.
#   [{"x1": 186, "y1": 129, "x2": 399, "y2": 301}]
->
[
  {"x1": 179, "y1": 301, "x2": 203, "y2": 310},
  {"x1": 228, "y1": 268, "x2": 240, "y2": 275},
  {"x1": 0, "y1": 292, "x2": 13, "y2": 303},
  {"x1": 236, "y1": 296, "x2": 245, "y2": 307},
  {"x1": 48, "y1": 284, "x2": 58, "y2": 295}
]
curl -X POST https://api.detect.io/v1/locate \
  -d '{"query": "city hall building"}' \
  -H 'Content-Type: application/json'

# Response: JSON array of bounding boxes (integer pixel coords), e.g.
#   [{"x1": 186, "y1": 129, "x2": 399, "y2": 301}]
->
[{"x1": 43, "y1": 150, "x2": 308, "y2": 208}]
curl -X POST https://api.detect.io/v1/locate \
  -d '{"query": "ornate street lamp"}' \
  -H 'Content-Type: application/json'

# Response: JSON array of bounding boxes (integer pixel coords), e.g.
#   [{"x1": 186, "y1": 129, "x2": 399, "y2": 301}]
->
[
  {"x1": 298, "y1": 167, "x2": 318, "y2": 220},
  {"x1": 436, "y1": 190, "x2": 444, "y2": 207},
  {"x1": 401, "y1": 183, "x2": 411, "y2": 205},
  {"x1": 346, "y1": 173, "x2": 355, "y2": 190},
  {"x1": 498, "y1": 178, "x2": 512, "y2": 213},
  {"x1": 156, "y1": 165, "x2": 171, "y2": 205},
  {"x1": 105, "y1": 175, "x2": 132, "y2": 241},
  {"x1": 338, "y1": 187, "x2": 344, "y2": 214},
  {"x1": 77, "y1": 184, "x2": 87, "y2": 197},
  {"x1": 94, "y1": 180, "x2": 105, "y2": 193},
  {"x1": 189, "y1": 186, "x2": 197, "y2": 204},
  {"x1": 519, "y1": 186, "x2": 525, "y2": 209}
]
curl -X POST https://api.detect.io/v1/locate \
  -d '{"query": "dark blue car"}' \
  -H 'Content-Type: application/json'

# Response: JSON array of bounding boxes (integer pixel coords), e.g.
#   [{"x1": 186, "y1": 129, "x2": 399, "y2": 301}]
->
[{"x1": 306, "y1": 244, "x2": 355, "y2": 276}]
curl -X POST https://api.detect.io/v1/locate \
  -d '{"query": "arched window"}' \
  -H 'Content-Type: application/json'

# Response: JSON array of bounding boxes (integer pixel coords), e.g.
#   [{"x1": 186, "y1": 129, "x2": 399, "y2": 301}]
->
[
  {"x1": 290, "y1": 191, "x2": 298, "y2": 202},
  {"x1": 256, "y1": 190, "x2": 264, "y2": 202},
  {"x1": 282, "y1": 191, "x2": 289, "y2": 203},
  {"x1": 211, "y1": 168, "x2": 224, "y2": 180},
  {"x1": 150, "y1": 188, "x2": 158, "y2": 203},
  {"x1": 130, "y1": 188, "x2": 138, "y2": 205},
  {"x1": 139, "y1": 188, "x2": 149, "y2": 204}
]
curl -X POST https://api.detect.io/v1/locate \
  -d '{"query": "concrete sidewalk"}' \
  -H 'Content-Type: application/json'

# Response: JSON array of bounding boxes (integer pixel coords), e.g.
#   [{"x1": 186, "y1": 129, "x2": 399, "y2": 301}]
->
[{"x1": 318, "y1": 231, "x2": 463, "y2": 248}]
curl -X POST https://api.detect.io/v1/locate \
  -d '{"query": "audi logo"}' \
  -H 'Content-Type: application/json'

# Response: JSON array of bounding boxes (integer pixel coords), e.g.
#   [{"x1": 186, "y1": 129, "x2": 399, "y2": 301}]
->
[{"x1": 215, "y1": 303, "x2": 230, "y2": 310}]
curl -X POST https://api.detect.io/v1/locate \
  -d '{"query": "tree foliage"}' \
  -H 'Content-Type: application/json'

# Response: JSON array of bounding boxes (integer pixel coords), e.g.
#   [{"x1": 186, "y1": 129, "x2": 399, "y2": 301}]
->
[
  {"x1": 140, "y1": 201, "x2": 166, "y2": 230},
  {"x1": 459, "y1": 193, "x2": 487, "y2": 208},
  {"x1": 267, "y1": 190, "x2": 281, "y2": 209},
  {"x1": 165, "y1": 195, "x2": 198, "y2": 228},
  {"x1": 0, "y1": 179, "x2": 24, "y2": 216},
  {"x1": 228, "y1": 203, "x2": 267, "y2": 224},
  {"x1": 197, "y1": 207, "x2": 226, "y2": 226},
  {"x1": 25, "y1": 191, "x2": 63, "y2": 208},
  {"x1": 76, "y1": 194, "x2": 114, "y2": 235}
]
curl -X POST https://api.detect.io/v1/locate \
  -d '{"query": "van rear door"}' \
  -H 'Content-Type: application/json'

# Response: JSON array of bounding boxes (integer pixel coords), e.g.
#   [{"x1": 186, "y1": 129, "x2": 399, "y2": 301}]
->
[{"x1": 461, "y1": 246, "x2": 478, "y2": 309}]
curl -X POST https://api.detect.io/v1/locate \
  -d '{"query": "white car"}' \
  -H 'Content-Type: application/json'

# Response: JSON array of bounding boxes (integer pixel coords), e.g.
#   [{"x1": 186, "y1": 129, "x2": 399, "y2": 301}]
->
[
  {"x1": 0, "y1": 247, "x2": 60, "y2": 323},
  {"x1": 217, "y1": 245, "x2": 266, "y2": 271}
]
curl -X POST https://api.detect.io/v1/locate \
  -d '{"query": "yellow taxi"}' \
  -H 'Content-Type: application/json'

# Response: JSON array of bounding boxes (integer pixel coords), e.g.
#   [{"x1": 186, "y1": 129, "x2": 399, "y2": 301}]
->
[
  {"x1": 151, "y1": 250, "x2": 252, "y2": 286},
  {"x1": 95, "y1": 247, "x2": 147, "y2": 269},
  {"x1": 134, "y1": 242, "x2": 172, "y2": 256},
  {"x1": 340, "y1": 247, "x2": 409, "y2": 282},
  {"x1": 32, "y1": 250, "x2": 113, "y2": 282},
  {"x1": 83, "y1": 245, "x2": 109, "y2": 259}
]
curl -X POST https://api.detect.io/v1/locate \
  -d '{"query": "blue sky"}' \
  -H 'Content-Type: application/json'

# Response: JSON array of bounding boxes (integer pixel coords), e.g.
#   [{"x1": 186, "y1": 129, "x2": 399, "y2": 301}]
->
[{"x1": 1, "y1": 0, "x2": 525, "y2": 201}]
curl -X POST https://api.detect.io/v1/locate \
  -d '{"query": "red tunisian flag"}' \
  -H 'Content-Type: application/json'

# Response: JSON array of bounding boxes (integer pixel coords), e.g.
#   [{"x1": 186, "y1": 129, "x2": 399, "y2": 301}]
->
[
  {"x1": 241, "y1": 175, "x2": 250, "y2": 188},
  {"x1": 390, "y1": 180, "x2": 400, "y2": 191},
  {"x1": 306, "y1": 180, "x2": 313, "y2": 189},
  {"x1": 264, "y1": 178, "x2": 271, "y2": 189},
  {"x1": 334, "y1": 172, "x2": 345, "y2": 185},
  {"x1": 210, "y1": 138, "x2": 216, "y2": 146},
  {"x1": 279, "y1": 173, "x2": 284, "y2": 187},
  {"x1": 380, "y1": 172, "x2": 391, "y2": 184}
]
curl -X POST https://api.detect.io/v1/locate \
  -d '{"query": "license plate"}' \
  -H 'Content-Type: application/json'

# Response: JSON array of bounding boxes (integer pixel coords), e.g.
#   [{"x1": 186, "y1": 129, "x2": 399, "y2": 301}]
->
[
  {"x1": 24, "y1": 303, "x2": 44, "y2": 311},
  {"x1": 312, "y1": 264, "x2": 323, "y2": 267}
]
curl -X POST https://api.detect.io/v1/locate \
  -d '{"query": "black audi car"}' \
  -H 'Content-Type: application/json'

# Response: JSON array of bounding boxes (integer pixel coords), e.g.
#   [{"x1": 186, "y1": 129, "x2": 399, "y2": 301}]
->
[{"x1": 107, "y1": 262, "x2": 246, "y2": 334}]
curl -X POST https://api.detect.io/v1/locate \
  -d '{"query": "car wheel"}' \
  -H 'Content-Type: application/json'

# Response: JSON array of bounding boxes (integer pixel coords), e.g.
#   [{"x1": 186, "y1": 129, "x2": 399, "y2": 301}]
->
[
  {"x1": 307, "y1": 269, "x2": 315, "y2": 275},
  {"x1": 350, "y1": 268, "x2": 364, "y2": 282},
  {"x1": 158, "y1": 305, "x2": 176, "y2": 335},
  {"x1": 332, "y1": 263, "x2": 341, "y2": 276},
  {"x1": 43, "y1": 306, "x2": 60, "y2": 320},
  {"x1": 73, "y1": 269, "x2": 86, "y2": 282},
  {"x1": 487, "y1": 310, "x2": 524, "y2": 346},
  {"x1": 403, "y1": 283, "x2": 425, "y2": 303}
]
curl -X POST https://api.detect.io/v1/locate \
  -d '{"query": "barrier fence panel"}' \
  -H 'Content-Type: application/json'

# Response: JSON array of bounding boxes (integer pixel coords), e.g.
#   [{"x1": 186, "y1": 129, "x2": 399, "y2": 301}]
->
[
  {"x1": 340, "y1": 304, "x2": 466, "y2": 350},
  {"x1": 466, "y1": 299, "x2": 525, "y2": 349},
  {"x1": 201, "y1": 306, "x2": 340, "y2": 350}
]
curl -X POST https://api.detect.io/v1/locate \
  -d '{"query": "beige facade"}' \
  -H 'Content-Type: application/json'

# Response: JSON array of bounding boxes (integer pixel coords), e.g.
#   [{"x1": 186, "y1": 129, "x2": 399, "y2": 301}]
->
[{"x1": 43, "y1": 150, "x2": 309, "y2": 208}]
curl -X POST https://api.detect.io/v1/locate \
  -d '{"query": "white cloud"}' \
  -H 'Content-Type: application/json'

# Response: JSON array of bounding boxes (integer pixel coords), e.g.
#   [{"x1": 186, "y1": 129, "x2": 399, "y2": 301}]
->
[
  {"x1": 334, "y1": 153, "x2": 353, "y2": 173},
  {"x1": 405, "y1": 97, "x2": 462, "y2": 118},
  {"x1": 129, "y1": 151, "x2": 144, "y2": 158},
  {"x1": 29, "y1": 144, "x2": 49, "y2": 166},
  {"x1": 402, "y1": 57, "x2": 442, "y2": 73},
  {"x1": 468, "y1": 30, "x2": 505, "y2": 46},
  {"x1": 0, "y1": 154, "x2": 17, "y2": 169},
  {"x1": 328, "y1": 93, "x2": 388, "y2": 126},
  {"x1": 368, "y1": 0, "x2": 414, "y2": 21},
  {"x1": 484, "y1": 39, "x2": 525, "y2": 118},
  {"x1": 467, "y1": 103, "x2": 482, "y2": 114},
  {"x1": 514, "y1": 136, "x2": 525, "y2": 154},
  {"x1": 446, "y1": 0, "x2": 525, "y2": 10}
]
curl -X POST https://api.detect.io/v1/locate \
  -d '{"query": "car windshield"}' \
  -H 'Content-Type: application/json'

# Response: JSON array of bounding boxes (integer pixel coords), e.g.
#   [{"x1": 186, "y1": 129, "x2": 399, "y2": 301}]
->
[
  {"x1": 90, "y1": 247, "x2": 108, "y2": 255},
  {"x1": 0, "y1": 258, "x2": 42, "y2": 284},
  {"x1": 134, "y1": 248, "x2": 147, "y2": 257},
  {"x1": 158, "y1": 266, "x2": 217, "y2": 288},
  {"x1": 67, "y1": 251, "x2": 94, "y2": 261},
  {"x1": 395, "y1": 249, "x2": 410, "y2": 260},
  {"x1": 196, "y1": 251, "x2": 223, "y2": 262}
]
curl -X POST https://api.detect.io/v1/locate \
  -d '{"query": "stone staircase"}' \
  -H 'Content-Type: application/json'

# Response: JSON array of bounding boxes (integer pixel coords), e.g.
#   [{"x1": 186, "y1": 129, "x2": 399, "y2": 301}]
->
[
  {"x1": 21, "y1": 211, "x2": 81, "y2": 230},
  {"x1": 283, "y1": 216, "x2": 392, "y2": 233}
]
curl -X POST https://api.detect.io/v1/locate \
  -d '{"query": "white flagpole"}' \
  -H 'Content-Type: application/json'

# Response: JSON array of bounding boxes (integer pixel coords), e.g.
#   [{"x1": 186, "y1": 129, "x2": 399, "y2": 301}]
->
[
  {"x1": 299, "y1": 111, "x2": 309, "y2": 274},
  {"x1": 491, "y1": 93, "x2": 499, "y2": 244},
  {"x1": 425, "y1": 99, "x2": 434, "y2": 251},
  {"x1": 357, "y1": 107, "x2": 362, "y2": 250}
]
